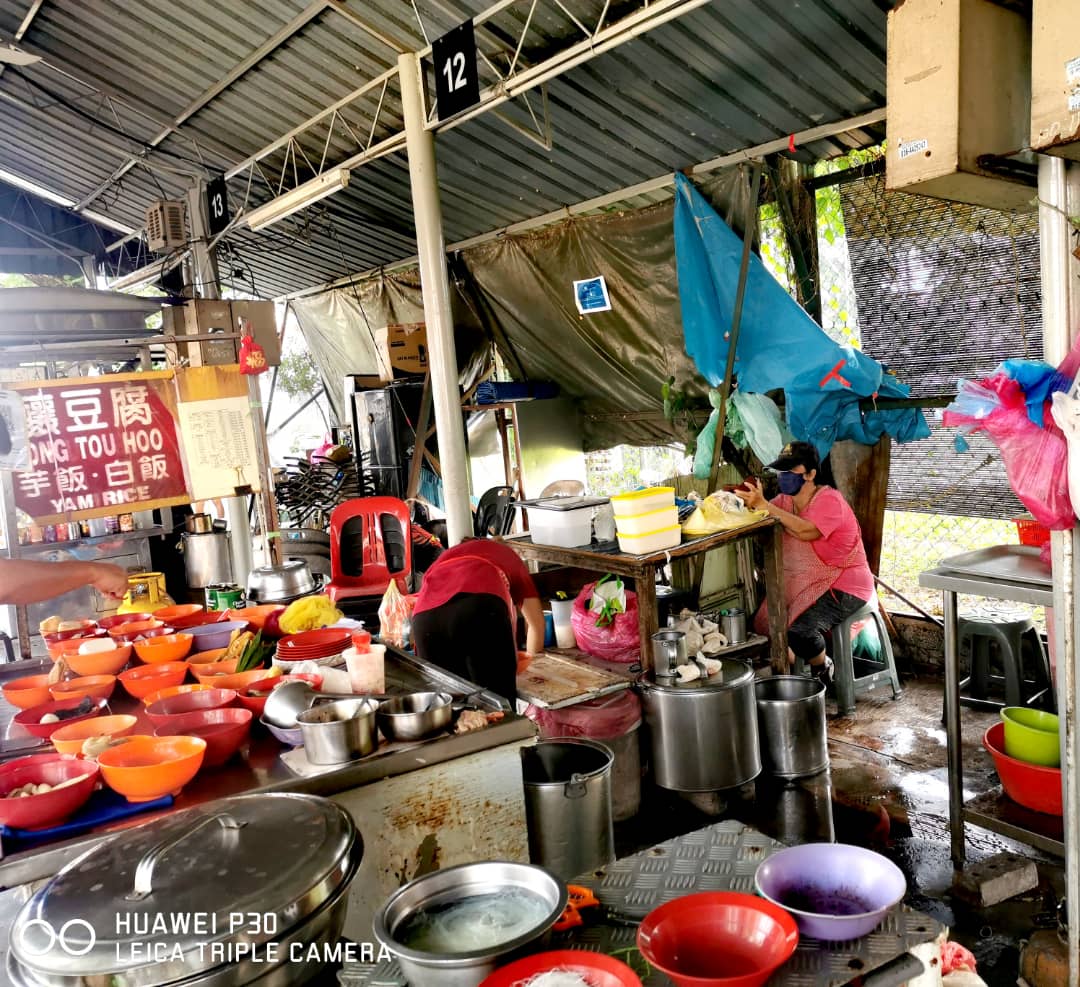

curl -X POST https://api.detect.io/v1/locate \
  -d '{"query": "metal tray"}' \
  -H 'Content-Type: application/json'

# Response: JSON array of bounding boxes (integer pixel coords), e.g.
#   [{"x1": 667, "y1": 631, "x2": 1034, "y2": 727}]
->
[
  {"x1": 936, "y1": 545, "x2": 1052, "y2": 588},
  {"x1": 514, "y1": 496, "x2": 609, "y2": 511}
]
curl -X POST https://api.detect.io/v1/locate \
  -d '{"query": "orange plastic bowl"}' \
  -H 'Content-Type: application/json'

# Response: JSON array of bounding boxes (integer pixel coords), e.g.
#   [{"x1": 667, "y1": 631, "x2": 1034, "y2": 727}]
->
[
  {"x1": 49, "y1": 675, "x2": 116, "y2": 703},
  {"x1": 186, "y1": 647, "x2": 227, "y2": 667},
  {"x1": 97, "y1": 735, "x2": 206, "y2": 802},
  {"x1": 3, "y1": 675, "x2": 54, "y2": 710},
  {"x1": 108, "y1": 619, "x2": 165, "y2": 641},
  {"x1": 134, "y1": 633, "x2": 193, "y2": 664},
  {"x1": 51, "y1": 714, "x2": 138, "y2": 755},
  {"x1": 66, "y1": 643, "x2": 133, "y2": 677},
  {"x1": 152, "y1": 604, "x2": 204, "y2": 626},
  {"x1": 235, "y1": 604, "x2": 286, "y2": 632},
  {"x1": 983, "y1": 722, "x2": 1063, "y2": 816},
  {"x1": 118, "y1": 662, "x2": 189, "y2": 700},
  {"x1": 191, "y1": 668, "x2": 274, "y2": 692},
  {"x1": 141, "y1": 683, "x2": 214, "y2": 708}
]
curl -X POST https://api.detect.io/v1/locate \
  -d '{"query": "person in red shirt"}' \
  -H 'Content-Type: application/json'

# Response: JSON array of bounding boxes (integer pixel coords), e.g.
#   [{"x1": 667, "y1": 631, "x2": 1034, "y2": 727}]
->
[
  {"x1": 735, "y1": 441, "x2": 875, "y2": 686},
  {"x1": 411, "y1": 539, "x2": 545, "y2": 701}
]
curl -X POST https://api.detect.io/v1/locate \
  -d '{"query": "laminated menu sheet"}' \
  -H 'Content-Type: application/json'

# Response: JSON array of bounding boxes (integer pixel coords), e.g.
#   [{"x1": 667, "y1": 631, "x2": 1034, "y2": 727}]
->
[{"x1": 177, "y1": 395, "x2": 261, "y2": 498}]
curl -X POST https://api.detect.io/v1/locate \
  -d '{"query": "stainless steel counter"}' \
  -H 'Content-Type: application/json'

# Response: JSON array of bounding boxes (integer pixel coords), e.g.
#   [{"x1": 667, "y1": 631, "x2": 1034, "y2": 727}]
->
[{"x1": 0, "y1": 649, "x2": 536, "y2": 890}]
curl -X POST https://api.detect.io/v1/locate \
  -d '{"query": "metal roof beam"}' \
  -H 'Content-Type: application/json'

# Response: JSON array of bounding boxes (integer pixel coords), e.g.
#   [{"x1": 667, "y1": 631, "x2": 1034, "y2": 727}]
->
[
  {"x1": 73, "y1": 0, "x2": 340, "y2": 211},
  {"x1": 324, "y1": 1, "x2": 409, "y2": 53}
]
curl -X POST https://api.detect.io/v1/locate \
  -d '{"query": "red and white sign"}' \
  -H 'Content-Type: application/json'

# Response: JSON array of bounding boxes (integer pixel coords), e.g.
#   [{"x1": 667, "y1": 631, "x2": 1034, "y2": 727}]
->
[{"x1": 13, "y1": 376, "x2": 189, "y2": 521}]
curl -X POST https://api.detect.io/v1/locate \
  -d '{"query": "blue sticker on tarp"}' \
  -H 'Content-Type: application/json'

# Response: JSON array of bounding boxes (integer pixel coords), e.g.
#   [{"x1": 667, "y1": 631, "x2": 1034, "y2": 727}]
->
[{"x1": 573, "y1": 276, "x2": 612, "y2": 314}]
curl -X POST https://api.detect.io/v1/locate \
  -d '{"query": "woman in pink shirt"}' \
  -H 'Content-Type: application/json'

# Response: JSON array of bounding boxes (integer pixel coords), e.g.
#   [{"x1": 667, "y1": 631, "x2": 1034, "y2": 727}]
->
[{"x1": 735, "y1": 441, "x2": 874, "y2": 685}]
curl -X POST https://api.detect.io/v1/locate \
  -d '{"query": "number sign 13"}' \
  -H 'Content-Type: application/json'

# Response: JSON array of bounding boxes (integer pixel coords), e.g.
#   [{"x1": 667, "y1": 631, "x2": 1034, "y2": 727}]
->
[
  {"x1": 432, "y1": 20, "x2": 480, "y2": 121},
  {"x1": 205, "y1": 175, "x2": 230, "y2": 237}
]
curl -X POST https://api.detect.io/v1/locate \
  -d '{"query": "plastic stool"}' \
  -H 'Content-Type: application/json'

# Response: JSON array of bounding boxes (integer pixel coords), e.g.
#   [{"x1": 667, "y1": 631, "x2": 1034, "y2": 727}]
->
[
  {"x1": 951, "y1": 609, "x2": 1053, "y2": 713},
  {"x1": 795, "y1": 599, "x2": 902, "y2": 716}
]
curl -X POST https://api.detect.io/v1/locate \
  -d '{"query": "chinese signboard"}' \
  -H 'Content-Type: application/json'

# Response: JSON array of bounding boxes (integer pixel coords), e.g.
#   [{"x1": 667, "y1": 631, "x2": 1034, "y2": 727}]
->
[{"x1": 10, "y1": 372, "x2": 190, "y2": 522}]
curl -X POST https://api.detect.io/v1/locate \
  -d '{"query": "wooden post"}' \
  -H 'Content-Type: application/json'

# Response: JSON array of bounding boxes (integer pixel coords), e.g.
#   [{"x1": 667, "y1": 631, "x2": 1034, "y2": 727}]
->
[{"x1": 406, "y1": 372, "x2": 433, "y2": 500}]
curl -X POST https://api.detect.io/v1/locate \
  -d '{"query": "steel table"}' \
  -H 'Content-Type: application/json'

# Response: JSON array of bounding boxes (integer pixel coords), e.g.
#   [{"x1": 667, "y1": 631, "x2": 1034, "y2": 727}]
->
[
  {"x1": 339, "y1": 820, "x2": 940, "y2": 987},
  {"x1": 919, "y1": 548, "x2": 1063, "y2": 863},
  {"x1": 502, "y1": 517, "x2": 787, "y2": 672}
]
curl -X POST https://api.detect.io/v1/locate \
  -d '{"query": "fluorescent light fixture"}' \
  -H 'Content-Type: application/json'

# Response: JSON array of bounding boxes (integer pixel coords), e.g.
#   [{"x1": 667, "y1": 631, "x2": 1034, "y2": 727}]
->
[
  {"x1": 244, "y1": 168, "x2": 350, "y2": 231},
  {"x1": 107, "y1": 252, "x2": 188, "y2": 292},
  {"x1": 0, "y1": 166, "x2": 74, "y2": 208}
]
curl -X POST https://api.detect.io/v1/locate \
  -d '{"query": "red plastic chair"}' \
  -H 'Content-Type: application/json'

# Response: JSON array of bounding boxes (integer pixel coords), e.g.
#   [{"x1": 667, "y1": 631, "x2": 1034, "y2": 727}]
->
[{"x1": 326, "y1": 497, "x2": 412, "y2": 604}]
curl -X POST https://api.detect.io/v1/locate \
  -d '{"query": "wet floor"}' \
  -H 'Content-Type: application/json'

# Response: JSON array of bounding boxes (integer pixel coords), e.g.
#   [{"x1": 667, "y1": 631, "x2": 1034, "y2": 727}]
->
[{"x1": 617, "y1": 676, "x2": 1064, "y2": 987}]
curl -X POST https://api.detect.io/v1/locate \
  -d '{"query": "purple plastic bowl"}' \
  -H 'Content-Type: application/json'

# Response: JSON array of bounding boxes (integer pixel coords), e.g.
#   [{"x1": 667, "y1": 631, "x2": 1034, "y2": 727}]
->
[
  {"x1": 187, "y1": 620, "x2": 249, "y2": 652},
  {"x1": 754, "y1": 842, "x2": 906, "y2": 941}
]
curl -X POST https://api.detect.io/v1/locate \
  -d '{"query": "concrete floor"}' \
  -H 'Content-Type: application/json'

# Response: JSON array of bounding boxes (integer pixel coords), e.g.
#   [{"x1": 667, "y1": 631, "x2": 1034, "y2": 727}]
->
[{"x1": 616, "y1": 677, "x2": 1065, "y2": 987}]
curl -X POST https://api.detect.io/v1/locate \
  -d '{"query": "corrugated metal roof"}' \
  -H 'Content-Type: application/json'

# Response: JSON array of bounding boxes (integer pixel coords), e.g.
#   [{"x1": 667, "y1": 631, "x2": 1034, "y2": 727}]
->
[{"x1": 0, "y1": 0, "x2": 888, "y2": 298}]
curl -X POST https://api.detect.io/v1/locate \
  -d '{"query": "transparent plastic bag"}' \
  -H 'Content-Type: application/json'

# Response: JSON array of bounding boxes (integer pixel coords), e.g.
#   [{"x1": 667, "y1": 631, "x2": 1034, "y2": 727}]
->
[{"x1": 377, "y1": 581, "x2": 412, "y2": 647}]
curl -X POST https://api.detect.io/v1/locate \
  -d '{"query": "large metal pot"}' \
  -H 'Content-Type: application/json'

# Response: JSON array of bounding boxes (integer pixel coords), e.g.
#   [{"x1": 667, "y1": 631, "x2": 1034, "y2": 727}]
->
[
  {"x1": 181, "y1": 531, "x2": 233, "y2": 589},
  {"x1": 246, "y1": 560, "x2": 317, "y2": 603},
  {"x1": 297, "y1": 697, "x2": 379, "y2": 764},
  {"x1": 638, "y1": 657, "x2": 760, "y2": 791},
  {"x1": 755, "y1": 675, "x2": 828, "y2": 779},
  {"x1": 8, "y1": 793, "x2": 361, "y2": 987},
  {"x1": 373, "y1": 861, "x2": 567, "y2": 987}
]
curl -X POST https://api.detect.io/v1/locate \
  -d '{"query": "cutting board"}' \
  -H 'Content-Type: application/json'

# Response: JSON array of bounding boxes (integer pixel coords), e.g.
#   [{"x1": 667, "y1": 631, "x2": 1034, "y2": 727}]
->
[{"x1": 516, "y1": 652, "x2": 632, "y2": 710}]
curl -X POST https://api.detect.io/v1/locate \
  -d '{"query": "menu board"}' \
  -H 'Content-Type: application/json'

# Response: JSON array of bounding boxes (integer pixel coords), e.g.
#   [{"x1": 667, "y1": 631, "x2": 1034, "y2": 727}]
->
[
  {"x1": 177, "y1": 396, "x2": 261, "y2": 499},
  {"x1": 9, "y1": 372, "x2": 191, "y2": 522}
]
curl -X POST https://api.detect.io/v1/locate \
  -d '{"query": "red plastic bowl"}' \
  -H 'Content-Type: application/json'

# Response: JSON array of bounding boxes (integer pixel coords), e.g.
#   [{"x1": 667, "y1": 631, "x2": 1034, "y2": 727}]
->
[
  {"x1": 480, "y1": 950, "x2": 642, "y2": 987},
  {"x1": 146, "y1": 688, "x2": 237, "y2": 729},
  {"x1": 237, "y1": 674, "x2": 323, "y2": 718},
  {"x1": 98, "y1": 612, "x2": 153, "y2": 630},
  {"x1": 0, "y1": 756, "x2": 100, "y2": 829},
  {"x1": 153, "y1": 707, "x2": 252, "y2": 767},
  {"x1": 42, "y1": 619, "x2": 99, "y2": 642},
  {"x1": 984, "y1": 722, "x2": 1063, "y2": 816},
  {"x1": 13, "y1": 697, "x2": 108, "y2": 739},
  {"x1": 637, "y1": 892, "x2": 799, "y2": 987}
]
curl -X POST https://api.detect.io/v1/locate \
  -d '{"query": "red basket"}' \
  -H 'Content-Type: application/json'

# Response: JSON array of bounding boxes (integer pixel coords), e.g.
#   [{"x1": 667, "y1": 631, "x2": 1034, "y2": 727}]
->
[{"x1": 1014, "y1": 516, "x2": 1051, "y2": 548}]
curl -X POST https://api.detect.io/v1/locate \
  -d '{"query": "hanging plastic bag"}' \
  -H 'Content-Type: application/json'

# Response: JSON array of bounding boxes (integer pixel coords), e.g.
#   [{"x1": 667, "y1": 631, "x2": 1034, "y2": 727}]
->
[
  {"x1": 590, "y1": 574, "x2": 626, "y2": 627},
  {"x1": 982, "y1": 410, "x2": 1073, "y2": 528},
  {"x1": 692, "y1": 389, "x2": 724, "y2": 479},
  {"x1": 238, "y1": 322, "x2": 269, "y2": 376},
  {"x1": 377, "y1": 580, "x2": 412, "y2": 647},
  {"x1": 729, "y1": 391, "x2": 792, "y2": 467},
  {"x1": 1051, "y1": 387, "x2": 1080, "y2": 522},
  {"x1": 571, "y1": 581, "x2": 640, "y2": 663}
]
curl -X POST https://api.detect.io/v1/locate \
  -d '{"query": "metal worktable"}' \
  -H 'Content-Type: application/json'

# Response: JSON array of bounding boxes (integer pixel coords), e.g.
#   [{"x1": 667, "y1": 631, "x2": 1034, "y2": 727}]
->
[
  {"x1": 919, "y1": 547, "x2": 1064, "y2": 863},
  {"x1": 502, "y1": 517, "x2": 787, "y2": 672},
  {"x1": 339, "y1": 820, "x2": 940, "y2": 987}
]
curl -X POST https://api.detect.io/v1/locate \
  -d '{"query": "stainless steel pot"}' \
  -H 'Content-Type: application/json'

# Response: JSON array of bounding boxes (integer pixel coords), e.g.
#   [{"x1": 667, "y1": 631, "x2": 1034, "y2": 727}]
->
[
  {"x1": 246, "y1": 559, "x2": 317, "y2": 603},
  {"x1": 297, "y1": 698, "x2": 379, "y2": 764},
  {"x1": 638, "y1": 658, "x2": 760, "y2": 791},
  {"x1": 8, "y1": 793, "x2": 361, "y2": 987},
  {"x1": 185, "y1": 513, "x2": 214, "y2": 534},
  {"x1": 721, "y1": 608, "x2": 748, "y2": 645},
  {"x1": 755, "y1": 675, "x2": 828, "y2": 779},
  {"x1": 373, "y1": 861, "x2": 567, "y2": 987},
  {"x1": 377, "y1": 692, "x2": 453, "y2": 741},
  {"x1": 182, "y1": 530, "x2": 233, "y2": 589}
]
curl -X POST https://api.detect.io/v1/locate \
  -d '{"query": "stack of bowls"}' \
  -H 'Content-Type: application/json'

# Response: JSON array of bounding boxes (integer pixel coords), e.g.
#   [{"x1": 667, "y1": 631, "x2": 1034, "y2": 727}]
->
[{"x1": 984, "y1": 708, "x2": 1063, "y2": 815}]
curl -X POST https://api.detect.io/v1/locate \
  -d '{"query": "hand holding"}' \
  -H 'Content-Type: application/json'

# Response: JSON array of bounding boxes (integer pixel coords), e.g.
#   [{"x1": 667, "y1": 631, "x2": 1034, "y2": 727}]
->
[{"x1": 733, "y1": 478, "x2": 767, "y2": 511}]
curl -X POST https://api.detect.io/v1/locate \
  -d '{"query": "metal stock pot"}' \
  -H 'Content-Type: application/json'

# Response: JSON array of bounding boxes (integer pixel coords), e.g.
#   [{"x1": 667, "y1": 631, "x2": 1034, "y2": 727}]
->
[
  {"x1": 245, "y1": 559, "x2": 318, "y2": 604},
  {"x1": 8, "y1": 793, "x2": 362, "y2": 987}
]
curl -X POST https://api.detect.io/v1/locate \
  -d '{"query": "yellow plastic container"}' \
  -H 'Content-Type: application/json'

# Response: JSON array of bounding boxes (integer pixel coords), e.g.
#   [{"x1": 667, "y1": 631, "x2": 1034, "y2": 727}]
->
[
  {"x1": 617, "y1": 525, "x2": 682, "y2": 555},
  {"x1": 614, "y1": 505, "x2": 680, "y2": 536},
  {"x1": 611, "y1": 486, "x2": 676, "y2": 517}
]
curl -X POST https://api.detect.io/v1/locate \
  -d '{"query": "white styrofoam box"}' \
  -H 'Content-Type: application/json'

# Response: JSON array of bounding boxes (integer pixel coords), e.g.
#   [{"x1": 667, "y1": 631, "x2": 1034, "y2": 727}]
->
[
  {"x1": 617, "y1": 525, "x2": 682, "y2": 555},
  {"x1": 615, "y1": 505, "x2": 679, "y2": 536},
  {"x1": 529, "y1": 507, "x2": 593, "y2": 548},
  {"x1": 610, "y1": 486, "x2": 675, "y2": 517}
]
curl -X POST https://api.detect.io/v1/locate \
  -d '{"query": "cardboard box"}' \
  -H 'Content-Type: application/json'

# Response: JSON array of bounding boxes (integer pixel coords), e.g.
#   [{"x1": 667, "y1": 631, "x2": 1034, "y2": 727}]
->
[
  {"x1": 163, "y1": 300, "x2": 280, "y2": 368},
  {"x1": 375, "y1": 323, "x2": 428, "y2": 380},
  {"x1": 886, "y1": 0, "x2": 1033, "y2": 210},
  {"x1": 1031, "y1": 0, "x2": 1080, "y2": 159}
]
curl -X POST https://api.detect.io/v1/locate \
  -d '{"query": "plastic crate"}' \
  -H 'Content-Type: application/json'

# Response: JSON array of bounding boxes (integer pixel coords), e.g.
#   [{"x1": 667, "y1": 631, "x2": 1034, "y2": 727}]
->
[{"x1": 1014, "y1": 516, "x2": 1051, "y2": 548}]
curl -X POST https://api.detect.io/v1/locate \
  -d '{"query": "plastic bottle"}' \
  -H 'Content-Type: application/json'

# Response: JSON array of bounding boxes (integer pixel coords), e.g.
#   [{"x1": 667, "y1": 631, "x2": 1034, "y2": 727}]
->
[{"x1": 351, "y1": 622, "x2": 371, "y2": 654}]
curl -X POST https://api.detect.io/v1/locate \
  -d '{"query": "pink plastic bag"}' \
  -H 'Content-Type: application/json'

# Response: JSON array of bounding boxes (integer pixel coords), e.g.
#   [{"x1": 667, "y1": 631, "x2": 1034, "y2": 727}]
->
[
  {"x1": 570, "y1": 582, "x2": 641, "y2": 664},
  {"x1": 525, "y1": 690, "x2": 642, "y2": 739}
]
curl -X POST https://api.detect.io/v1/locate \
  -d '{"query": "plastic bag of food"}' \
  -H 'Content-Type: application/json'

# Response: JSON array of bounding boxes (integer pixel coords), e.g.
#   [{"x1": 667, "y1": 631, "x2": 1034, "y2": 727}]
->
[
  {"x1": 378, "y1": 580, "x2": 413, "y2": 647},
  {"x1": 571, "y1": 581, "x2": 640, "y2": 663},
  {"x1": 682, "y1": 490, "x2": 768, "y2": 536}
]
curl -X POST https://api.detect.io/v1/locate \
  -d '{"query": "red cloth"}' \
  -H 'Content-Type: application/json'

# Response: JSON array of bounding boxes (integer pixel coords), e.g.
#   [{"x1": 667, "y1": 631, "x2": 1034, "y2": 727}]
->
[
  {"x1": 413, "y1": 540, "x2": 537, "y2": 617},
  {"x1": 792, "y1": 487, "x2": 875, "y2": 601}
]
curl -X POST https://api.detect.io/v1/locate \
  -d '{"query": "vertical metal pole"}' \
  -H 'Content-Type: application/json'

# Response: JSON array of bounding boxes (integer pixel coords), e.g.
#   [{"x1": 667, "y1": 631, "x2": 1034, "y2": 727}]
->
[
  {"x1": 943, "y1": 589, "x2": 964, "y2": 864},
  {"x1": 398, "y1": 51, "x2": 472, "y2": 546},
  {"x1": 1039, "y1": 154, "x2": 1080, "y2": 977}
]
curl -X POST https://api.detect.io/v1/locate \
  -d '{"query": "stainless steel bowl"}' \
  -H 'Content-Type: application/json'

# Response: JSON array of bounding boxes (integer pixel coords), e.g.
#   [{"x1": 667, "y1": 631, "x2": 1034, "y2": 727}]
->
[
  {"x1": 377, "y1": 692, "x2": 453, "y2": 742},
  {"x1": 373, "y1": 861, "x2": 567, "y2": 987},
  {"x1": 297, "y1": 698, "x2": 378, "y2": 764},
  {"x1": 246, "y1": 560, "x2": 316, "y2": 604}
]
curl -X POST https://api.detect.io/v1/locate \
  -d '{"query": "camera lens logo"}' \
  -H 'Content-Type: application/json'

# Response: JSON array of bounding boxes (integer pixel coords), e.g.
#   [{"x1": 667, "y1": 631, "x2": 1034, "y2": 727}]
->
[{"x1": 18, "y1": 919, "x2": 96, "y2": 957}]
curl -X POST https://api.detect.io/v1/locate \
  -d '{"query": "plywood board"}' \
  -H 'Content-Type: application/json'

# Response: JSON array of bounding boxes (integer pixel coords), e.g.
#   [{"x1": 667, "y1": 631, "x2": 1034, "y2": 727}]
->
[{"x1": 516, "y1": 652, "x2": 631, "y2": 709}]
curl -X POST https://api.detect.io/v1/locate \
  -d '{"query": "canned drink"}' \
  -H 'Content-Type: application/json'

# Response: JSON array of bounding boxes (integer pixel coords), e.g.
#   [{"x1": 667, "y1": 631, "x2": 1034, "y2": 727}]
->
[
  {"x1": 104, "y1": 516, "x2": 121, "y2": 535},
  {"x1": 43, "y1": 524, "x2": 57, "y2": 543},
  {"x1": 53, "y1": 523, "x2": 68, "y2": 541},
  {"x1": 214, "y1": 584, "x2": 245, "y2": 611},
  {"x1": 204, "y1": 584, "x2": 221, "y2": 610},
  {"x1": 119, "y1": 513, "x2": 134, "y2": 532}
]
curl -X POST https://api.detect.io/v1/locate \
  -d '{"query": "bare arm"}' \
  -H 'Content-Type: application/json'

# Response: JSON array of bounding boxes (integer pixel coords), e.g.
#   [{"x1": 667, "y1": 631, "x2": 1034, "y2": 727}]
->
[
  {"x1": 0, "y1": 560, "x2": 128, "y2": 606},
  {"x1": 734, "y1": 480, "x2": 822, "y2": 541},
  {"x1": 520, "y1": 596, "x2": 546, "y2": 655}
]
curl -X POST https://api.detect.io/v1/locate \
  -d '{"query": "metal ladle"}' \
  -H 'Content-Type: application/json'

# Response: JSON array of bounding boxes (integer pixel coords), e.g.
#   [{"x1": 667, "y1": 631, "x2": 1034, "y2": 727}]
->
[{"x1": 264, "y1": 680, "x2": 393, "y2": 729}]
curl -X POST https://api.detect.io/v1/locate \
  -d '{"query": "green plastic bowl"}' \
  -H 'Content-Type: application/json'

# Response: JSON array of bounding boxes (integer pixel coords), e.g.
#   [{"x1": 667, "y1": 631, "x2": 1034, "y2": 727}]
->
[{"x1": 1001, "y1": 707, "x2": 1060, "y2": 767}]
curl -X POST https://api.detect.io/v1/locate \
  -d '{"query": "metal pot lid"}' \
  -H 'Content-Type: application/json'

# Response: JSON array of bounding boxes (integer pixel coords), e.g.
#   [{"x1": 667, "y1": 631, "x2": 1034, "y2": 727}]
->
[
  {"x1": 11, "y1": 793, "x2": 358, "y2": 983},
  {"x1": 642, "y1": 657, "x2": 754, "y2": 693}
]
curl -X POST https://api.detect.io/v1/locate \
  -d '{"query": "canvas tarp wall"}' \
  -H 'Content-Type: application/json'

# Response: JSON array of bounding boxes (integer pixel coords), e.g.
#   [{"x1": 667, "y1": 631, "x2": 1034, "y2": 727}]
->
[{"x1": 292, "y1": 168, "x2": 752, "y2": 450}]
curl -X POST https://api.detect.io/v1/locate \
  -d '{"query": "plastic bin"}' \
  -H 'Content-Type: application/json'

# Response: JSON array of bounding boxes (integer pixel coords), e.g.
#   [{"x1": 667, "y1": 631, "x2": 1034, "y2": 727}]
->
[
  {"x1": 614, "y1": 505, "x2": 679, "y2": 536},
  {"x1": 617, "y1": 525, "x2": 681, "y2": 555},
  {"x1": 611, "y1": 486, "x2": 675, "y2": 517},
  {"x1": 530, "y1": 508, "x2": 593, "y2": 548}
]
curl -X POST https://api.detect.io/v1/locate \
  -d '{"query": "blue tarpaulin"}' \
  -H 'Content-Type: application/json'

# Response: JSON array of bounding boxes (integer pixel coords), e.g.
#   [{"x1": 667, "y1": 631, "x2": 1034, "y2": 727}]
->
[{"x1": 673, "y1": 173, "x2": 929, "y2": 458}]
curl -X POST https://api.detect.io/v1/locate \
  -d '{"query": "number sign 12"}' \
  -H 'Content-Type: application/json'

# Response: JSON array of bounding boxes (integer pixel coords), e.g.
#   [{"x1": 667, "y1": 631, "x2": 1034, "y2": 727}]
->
[
  {"x1": 432, "y1": 20, "x2": 480, "y2": 121},
  {"x1": 206, "y1": 176, "x2": 230, "y2": 237}
]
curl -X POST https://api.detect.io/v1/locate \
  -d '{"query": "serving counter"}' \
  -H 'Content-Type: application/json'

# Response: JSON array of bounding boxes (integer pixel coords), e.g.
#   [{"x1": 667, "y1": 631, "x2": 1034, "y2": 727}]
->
[{"x1": 0, "y1": 649, "x2": 537, "y2": 944}]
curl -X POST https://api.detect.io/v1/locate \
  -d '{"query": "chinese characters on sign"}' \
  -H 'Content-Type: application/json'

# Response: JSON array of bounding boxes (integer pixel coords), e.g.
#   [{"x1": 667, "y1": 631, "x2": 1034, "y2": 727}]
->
[{"x1": 13, "y1": 377, "x2": 189, "y2": 521}]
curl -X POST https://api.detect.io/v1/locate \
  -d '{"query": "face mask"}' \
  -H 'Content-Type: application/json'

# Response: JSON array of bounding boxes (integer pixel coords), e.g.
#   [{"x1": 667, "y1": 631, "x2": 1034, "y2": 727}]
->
[{"x1": 777, "y1": 471, "x2": 806, "y2": 495}]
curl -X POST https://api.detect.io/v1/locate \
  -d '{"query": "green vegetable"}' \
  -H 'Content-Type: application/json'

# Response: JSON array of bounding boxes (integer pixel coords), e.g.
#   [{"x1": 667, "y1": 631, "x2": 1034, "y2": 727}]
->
[{"x1": 235, "y1": 630, "x2": 273, "y2": 673}]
